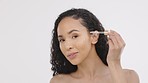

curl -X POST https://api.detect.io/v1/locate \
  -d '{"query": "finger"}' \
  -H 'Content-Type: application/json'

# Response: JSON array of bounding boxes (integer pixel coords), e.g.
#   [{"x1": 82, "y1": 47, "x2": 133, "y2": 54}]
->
[
  {"x1": 112, "y1": 31, "x2": 126, "y2": 48},
  {"x1": 108, "y1": 30, "x2": 119, "y2": 48},
  {"x1": 108, "y1": 37, "x2": 114, "y2": 49}
]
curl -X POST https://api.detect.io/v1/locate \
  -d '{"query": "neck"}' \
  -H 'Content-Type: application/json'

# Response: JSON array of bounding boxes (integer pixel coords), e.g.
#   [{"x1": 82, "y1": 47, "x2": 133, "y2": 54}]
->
[{"x1": 75, "y1": 46, "x2": 108, "y2": 78}]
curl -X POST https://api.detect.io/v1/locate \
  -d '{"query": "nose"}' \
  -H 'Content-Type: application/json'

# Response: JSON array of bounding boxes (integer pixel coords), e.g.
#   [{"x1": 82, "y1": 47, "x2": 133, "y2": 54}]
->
[{"x1": 64, "y1": 40, "x2": 73, "y2": 51}]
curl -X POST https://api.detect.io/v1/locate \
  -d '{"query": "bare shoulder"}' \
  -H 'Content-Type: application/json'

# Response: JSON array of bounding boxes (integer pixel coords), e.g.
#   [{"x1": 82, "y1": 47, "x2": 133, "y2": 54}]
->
[
  {"x1": 123, "y1": 69, "x2": 140, "y2": 83},
  {"x1": 50, "y1": 74, "x2": 70, "y2": 83},
  {"x1": 50, "y1": 75, "x2": 62, "y2": 83}
]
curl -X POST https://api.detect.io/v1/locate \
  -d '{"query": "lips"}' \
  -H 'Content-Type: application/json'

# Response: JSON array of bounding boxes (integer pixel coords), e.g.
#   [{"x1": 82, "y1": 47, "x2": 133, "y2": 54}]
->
[{"x1": 67, "y1": 52, "x2": 78, "y2": 59}]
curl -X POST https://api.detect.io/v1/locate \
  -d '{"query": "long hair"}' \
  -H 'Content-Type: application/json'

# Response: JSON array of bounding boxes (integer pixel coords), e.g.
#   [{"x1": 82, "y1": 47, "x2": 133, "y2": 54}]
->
[{"x1": 50, "y1": 8, "x2": 109, "y2": 76}]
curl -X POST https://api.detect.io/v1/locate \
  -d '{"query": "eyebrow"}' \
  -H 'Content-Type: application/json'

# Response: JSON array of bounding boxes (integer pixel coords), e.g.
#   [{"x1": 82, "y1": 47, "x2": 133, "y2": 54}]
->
[
  {"x1": 58, "y1": 29, "x2": 79, "y2": 38},
  {"x1": 68, "y1": 29, "x2": 79, "y2": 34}
]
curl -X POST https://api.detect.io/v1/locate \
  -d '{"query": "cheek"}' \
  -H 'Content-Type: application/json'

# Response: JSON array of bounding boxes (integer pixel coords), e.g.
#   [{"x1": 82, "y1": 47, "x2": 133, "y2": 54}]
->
[
  {"x1": 59, "y1": 44, "x2": 65, "y2": 55},
  {"x1": 77, "y1": 36, "x2": 91, "y2": 48},
  {"x1": 76, "y1": 37, "x2": 92, "y2": 55},
  {"x1": 77, "y1": 40, "x2": 90, "y2": 49}
]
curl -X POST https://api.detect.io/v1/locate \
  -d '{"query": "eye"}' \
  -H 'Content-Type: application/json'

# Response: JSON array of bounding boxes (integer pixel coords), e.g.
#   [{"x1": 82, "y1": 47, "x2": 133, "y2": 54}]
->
[
  {"x1": 59, "y1": 39, "x2": 65, "y2": 43},
  {"x1": 72, "y1": 35, "x2": 78, "y2": 39}
]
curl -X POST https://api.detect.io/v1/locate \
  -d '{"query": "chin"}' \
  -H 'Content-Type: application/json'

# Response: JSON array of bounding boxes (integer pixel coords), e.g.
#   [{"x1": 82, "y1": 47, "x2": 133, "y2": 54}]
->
[{"x1": 69, "y1": 59, "x2": 81, "y2": 65}]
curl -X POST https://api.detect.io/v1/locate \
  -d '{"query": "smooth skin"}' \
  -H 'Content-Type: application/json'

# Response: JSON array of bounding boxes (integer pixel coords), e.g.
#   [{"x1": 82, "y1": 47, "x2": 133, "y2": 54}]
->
[{"x1": 50, "y1": 17, "x2": 139, "y2": 83}]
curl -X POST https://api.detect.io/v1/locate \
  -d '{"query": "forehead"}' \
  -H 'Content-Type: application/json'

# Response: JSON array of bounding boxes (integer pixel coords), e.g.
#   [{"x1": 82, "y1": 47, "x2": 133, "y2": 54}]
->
[{"x1": 57, "y1": 17, "x2": 88, "y2": 35}]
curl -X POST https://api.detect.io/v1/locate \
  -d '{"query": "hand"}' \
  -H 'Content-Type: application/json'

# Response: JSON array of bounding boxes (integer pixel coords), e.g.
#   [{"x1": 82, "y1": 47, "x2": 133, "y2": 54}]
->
[{"x1": 107, "y1": 30, "x2": 126, "y2": 64}]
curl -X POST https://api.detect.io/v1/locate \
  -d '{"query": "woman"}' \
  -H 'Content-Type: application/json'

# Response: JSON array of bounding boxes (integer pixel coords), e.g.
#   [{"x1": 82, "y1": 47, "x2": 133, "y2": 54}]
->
[{"x1": 50, "y1": 8, "x2": 139, "y2": 83}]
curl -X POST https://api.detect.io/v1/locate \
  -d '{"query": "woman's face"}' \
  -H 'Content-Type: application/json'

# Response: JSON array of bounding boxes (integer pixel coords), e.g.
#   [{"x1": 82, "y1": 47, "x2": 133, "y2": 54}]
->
[{"x1": 57, "y1": 17, "x2": 94, "y2": 65}]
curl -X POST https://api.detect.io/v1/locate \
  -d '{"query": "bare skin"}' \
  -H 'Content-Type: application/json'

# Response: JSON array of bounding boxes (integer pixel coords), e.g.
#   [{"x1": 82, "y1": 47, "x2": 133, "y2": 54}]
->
[{"x1": 50, "y1": 17, "x2": 139, "y2": 83}]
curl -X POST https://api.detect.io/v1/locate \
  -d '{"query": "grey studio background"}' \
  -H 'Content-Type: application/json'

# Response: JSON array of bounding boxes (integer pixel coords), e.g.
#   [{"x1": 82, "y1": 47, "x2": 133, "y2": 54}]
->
[{"x1": 0, "y1": 0, "x2": 148, "y2": 83}]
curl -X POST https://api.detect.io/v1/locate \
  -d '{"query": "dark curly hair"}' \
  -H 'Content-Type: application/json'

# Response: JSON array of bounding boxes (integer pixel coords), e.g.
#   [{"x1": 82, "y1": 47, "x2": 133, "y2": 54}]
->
[{"x1": 50, "y1": 8, "x2": 109, "y2": 76}]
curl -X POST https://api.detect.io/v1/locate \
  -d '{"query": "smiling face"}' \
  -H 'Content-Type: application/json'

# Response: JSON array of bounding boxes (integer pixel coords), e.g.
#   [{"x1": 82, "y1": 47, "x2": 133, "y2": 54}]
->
[{"x1": 57, "y1": 17, "x2": 95, "y2": 65}]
